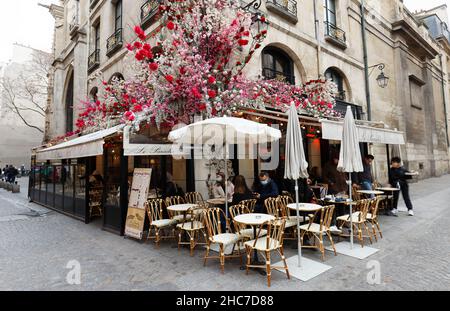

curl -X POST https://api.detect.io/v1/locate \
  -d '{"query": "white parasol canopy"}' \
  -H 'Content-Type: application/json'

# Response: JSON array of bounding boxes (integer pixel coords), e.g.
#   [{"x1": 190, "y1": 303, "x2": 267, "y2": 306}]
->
[
  {"x1": 168, "y1": 116, "x2": 282, "y2": 221},
  {"x1": 337, "y1": 106, "x2": 364, "y2": 248},
  {"x1": 284, "y1": 103, "x2": 309, "y2": 267}
]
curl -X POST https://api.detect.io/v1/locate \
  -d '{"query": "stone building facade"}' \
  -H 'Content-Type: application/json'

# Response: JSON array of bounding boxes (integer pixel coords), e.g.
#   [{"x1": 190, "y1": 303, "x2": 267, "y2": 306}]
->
[{"x1": 43, "y1": 0, "x2": 450, "y2": 183}]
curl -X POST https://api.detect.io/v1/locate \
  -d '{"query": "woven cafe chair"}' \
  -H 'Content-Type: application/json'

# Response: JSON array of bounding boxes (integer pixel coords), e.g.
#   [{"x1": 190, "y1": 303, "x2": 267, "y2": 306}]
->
[
  {"x1": 176, "y1": 205, "x2": 208, "y2": 256},
  {"x1": 352, "y1": 185, "x2": 362, "y2": 201},
  {"x1": 165, "y1": 196, "x2": 190, "y2": 223},
  {"x1": 372, "y1": 181, "x2": 389, "y2": 211},
  {"x1": 203, "y1": 208, "x2": 243, "y2": 273},
  {"x1": 366, "y1": 197, "x2": 383, "y2": 241},
  {"x1": 299, "y1": 205, "x2": 337, "y2": 261},
  {"x1": 264, "y1": 197, "x2": 282, "y2": 217},
  {"x1": 240, "y1": 199, "x2": 257, "y2": 213},
  {"x1": 244, "y1": 219, "x2": 290, "y2": 287},
  {"x1": 146, "y1": 199, "x2": 177, "y2": 248},
  {"x1": 229, "y1": 204, "x2": 267, "y2": 241},
  {"x1": 276, "y1": 195, "x2": 309, "y2": 241},
  {"x1": 185, "y1": 192, "x2": 206, "y2": 206},
  {"x1": 89, "y1": 188, "x2": 103, "y2": 218},
  {"x1": 337, "y1": 199, "x2": 374, "y2": 247}
]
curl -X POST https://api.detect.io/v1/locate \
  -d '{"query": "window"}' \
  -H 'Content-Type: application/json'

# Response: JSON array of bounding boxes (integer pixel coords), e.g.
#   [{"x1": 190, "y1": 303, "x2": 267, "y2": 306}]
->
[
  {"x1": 409, "y1": 76, "x2": 425, "y2": 110},
  {"x1": 114, "y1": 0, "x2": 123, "y2": 31},
  {"x1": 65, "y1": 73, "x2": 74, "y2": 132},
  {"x1": 90, "y1": 87, "x2": 99, "y2": 103},
  {"x1": 324, "y1": 0, "x2": 336, "y2": 26},
  {"x1": 325, "y1": 68, "x2": 345, "y2": 100},
  {"x1": 94, "y1": 24, "x2": 100, "y2": 51},
  {"x1": 262, "y1": 47, "x2": 295, "y2": 85}
]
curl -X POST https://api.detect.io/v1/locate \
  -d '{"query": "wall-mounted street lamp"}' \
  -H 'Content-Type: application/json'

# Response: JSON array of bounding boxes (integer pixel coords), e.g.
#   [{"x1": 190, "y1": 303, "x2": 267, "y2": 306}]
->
[
  {"x1": 369, "y1": 63, "x2": 390, "y2": 89},
  {"x1": 241, "y1": 1, "x2": 269, "y2": 38}
]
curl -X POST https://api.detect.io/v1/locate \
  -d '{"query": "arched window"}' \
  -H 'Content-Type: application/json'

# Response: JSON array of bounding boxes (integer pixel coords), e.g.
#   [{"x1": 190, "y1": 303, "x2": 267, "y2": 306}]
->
[
  {"x1": 90, "y1": 87, "x2": 98, "y2": 103},
  {"x1": 262, "y1": 47, "x2": 295, "y2": 85},
  {"x1": 65, "y1": 72, "x2": 74, "y2": 133},
  {"x1": 108, "y1": 72, "x2": 124, "y2": 84},
  {"x1": 325, "y1": 68, "x2": 345, "y2": 100}
]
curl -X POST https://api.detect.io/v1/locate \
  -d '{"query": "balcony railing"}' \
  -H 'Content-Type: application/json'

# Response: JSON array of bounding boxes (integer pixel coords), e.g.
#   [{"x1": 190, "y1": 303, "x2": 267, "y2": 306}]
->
[
  {"x1": 88, "y1": 49, "x2": 100, "y2": 72},
  {"x1": 266, "y1": 0, "x2": 297, "y2": 22},
  {"x1": 324, "y1": 21, "x2": 347, "y2": 48},
  {"x1": 335, "y1": 100, "x2": 364, "y2": 120},
  {"x1": 106, "y1": 28, "x2": 123, "y2": 57},
  {"x1": 262, "y1": 67, "x2": 295, "y2": 85},
  {"x1": 141, "y1": 0, "x2": 161, "y2": 29}
]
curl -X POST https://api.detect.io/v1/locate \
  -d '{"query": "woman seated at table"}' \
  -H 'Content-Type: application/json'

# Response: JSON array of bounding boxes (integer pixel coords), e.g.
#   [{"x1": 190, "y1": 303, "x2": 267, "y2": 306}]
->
[
  {"x1": 231, "y1": 175, "x2": 254, "y2": 206},
  {"x1": 212, "y1": 172, "x2": 234, "y2": 203}
]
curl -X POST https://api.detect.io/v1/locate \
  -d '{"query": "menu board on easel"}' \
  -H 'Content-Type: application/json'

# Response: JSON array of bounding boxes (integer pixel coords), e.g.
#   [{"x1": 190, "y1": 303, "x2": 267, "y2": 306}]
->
[{"x1": 124, "y1": 168, "x2": 152, "y2": 240}]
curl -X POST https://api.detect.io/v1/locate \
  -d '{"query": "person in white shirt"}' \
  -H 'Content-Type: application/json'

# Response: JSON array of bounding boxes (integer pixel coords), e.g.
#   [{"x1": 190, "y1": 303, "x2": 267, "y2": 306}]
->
[{"x1": 212, "y1": 172, "x2": 234, "y2": 203}]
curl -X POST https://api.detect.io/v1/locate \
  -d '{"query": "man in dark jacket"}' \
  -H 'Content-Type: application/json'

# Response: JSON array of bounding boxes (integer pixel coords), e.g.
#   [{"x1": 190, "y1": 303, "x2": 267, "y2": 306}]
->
[
  {"x1": 389, "y1": 157, "x2": 417, "y2": 216},
  {"x1": 253, "y1": 172, "x2": 279, "y2": 213}
]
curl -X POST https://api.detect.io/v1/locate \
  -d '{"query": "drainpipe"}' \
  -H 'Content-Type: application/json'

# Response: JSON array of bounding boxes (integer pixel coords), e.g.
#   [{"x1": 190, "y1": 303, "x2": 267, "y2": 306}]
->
[
  {"x1": 439, "y1": 54, "x2": 450, "y2": 148},
  {"x1": 313, "y1": 0, "x2": 321, "y2": 77},
  {"x1": 360, "y1": 0, "x2": 372, "y2": 121}
]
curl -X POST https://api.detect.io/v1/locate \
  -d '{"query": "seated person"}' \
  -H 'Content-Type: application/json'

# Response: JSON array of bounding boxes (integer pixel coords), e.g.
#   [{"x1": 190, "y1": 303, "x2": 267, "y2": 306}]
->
[
  {"x1": 253, "y1": 172, "x2": 279, "y2": 213},
  {"x1": 231, "y1": 175, "x2": 255, "y2": 206},
  {"x1": 212, "y1": 173, "x2": 234, "y2": 203}
]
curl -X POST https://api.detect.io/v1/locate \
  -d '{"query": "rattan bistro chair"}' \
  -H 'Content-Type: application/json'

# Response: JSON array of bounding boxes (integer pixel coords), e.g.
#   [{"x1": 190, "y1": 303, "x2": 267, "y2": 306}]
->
[
  {"x1": 337, "y1": 199, "x2": 373, "y2": 247},
  {"x1": 176, "y1": 205, "x2": 207, "y2": 256},
  {"x1": 244, "y1": 219, "x2": 290, "y2": 287},
  {"x1": 146, "y1": 199, "x2": 177, "y2": 247},
  {"x1": 299, "y1": 205, "x2": 337, "y2": 261},
  {"x1": 240, "y1": 199, "x2": 257, "y2": 213},
  {"x1": 165, "y1": 196, "x2": 190, "y2": 223},
  {"x1": 185, "y1": 192, "x2": 206, "y2": 206},
  {"x1": 203, "y1": 208, "x2": 243, "y2": 273},
  {"x1": 366, "y1": 197, "x2": 383, "y2": 241},
  {"x1": 229, "y1": 204, "x2": 267, "y2": 241}
]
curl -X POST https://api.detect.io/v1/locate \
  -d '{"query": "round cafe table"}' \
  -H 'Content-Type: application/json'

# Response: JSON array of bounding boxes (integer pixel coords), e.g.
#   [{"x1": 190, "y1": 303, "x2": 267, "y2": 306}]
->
[
  {"x1": 376, "y1": 187, "x2": 400, "y2": 211},
  {"x1": 207, "y1": 198, "x2": 226, "y2": 206},
  {"x1": 234, "y1": 213, "x2": 275, "y2": 274},
  {"x1": 167, "y1": 203, "x2": 198, "y2": 222},
  {"x1": 287, "y1": 203, "x2": 323, "y2": 213},
  {"x1": 357, "y1": 190, "x2": 385, "y2": 196}
]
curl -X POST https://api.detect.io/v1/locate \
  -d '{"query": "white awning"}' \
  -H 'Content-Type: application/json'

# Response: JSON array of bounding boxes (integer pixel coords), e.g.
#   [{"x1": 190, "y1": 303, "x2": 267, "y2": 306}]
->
[
  {"x1": 320, "y1": 119, "x2": 405, "y2": 145},
  {"x1": 123, "y1": 126, "x2": 188, "y2": 156},
  {"x1": 36, "y1": 125, "x2": 124, "y2": 161}
]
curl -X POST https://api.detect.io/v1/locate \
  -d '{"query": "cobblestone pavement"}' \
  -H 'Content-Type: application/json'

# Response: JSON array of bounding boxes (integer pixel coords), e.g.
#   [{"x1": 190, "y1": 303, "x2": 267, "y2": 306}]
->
[{"x1": 0, "y1": 176, "x2": 449, "y2": 291}]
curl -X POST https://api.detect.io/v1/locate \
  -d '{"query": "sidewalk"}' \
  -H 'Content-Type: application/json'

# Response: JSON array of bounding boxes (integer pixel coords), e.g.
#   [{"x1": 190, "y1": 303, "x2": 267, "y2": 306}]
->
[{"x1": 0, "y1": 175, "x2": 449, "y2": 290}]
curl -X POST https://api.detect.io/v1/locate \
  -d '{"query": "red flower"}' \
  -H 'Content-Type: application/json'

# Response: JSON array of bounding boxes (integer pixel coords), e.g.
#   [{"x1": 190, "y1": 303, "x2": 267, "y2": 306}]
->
[
  {"x1": 124, "y1": 111, "x2": 135, "y2": 121},
  {"x1": 180, "y1": 67, "x2": 187, "y2": 75},
  {"x1": 149, "y1": 62, "x2": 159, "y2": 71},
  {"x1": 133, "y1": 104, "x2": 143, "y2": 113},
  {"x1": 126, "y1": 43, "x2": 134, "y2": 51},
  {"x1": 165, "y1": 75, "x2": 174, "y2": 83},
  {"x1": 197, "y1": 103, "x2": 207, "y2": 111},
  {"x1": 238, "y1": 39, "x2": 249, "y2": 46},
  {"x1": 260, "y1": 16, "x2": 266, "y2": 23},
  {"x1": 208, "y1": 76, "x2": 216, "y2": 84},
  {"x1": 243, "y1": 30, "x2": 250, "y2": 37},
  {"x1": 143, "y1": 43, "x2": 151, "y2": 51},
  {"x1": 207, "y1": 90, "x2": 217, "y2": 98},
  {"x1": 134, "y1": 41, "x2": 142, "y2": 49},
  {"x1": 191, "y1": 87, "x2": 202, "y2": 99},
  {"x1": 134, "y1": 26, "x2": 146, "y2": 40},
  {"x1": 167, "y1": 21, "x2": 175, "y2": 30}
]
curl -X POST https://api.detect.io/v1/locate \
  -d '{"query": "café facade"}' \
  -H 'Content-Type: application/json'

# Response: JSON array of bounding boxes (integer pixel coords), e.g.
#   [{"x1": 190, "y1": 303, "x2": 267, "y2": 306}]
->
[{"x1": 30, "y1": 106, "x2": 405, "y2": 236}]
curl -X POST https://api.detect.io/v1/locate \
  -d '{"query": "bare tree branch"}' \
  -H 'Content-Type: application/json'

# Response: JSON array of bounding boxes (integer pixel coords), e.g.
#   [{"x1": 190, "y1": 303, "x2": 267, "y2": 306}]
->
[{"x1": 0, "y1": 49, "x2": 51, "y2": 134}]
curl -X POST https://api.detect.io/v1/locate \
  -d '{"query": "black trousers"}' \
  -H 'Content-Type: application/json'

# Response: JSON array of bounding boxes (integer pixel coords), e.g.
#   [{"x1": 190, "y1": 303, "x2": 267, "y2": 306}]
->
[{"x1": 392, "y1": 182, "x2": 413, "y2": 211}]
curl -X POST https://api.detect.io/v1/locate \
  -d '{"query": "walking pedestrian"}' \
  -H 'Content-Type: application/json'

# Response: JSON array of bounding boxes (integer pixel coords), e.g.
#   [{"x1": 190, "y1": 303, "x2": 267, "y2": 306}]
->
[{"x1": 389, "y1": 157, "x2": 418, "y2": 217}]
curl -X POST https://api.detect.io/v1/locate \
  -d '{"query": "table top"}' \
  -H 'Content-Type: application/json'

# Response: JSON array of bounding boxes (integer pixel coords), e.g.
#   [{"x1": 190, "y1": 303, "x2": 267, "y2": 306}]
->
[
  {"x1": 207, "y1": 198, "x2": 226, "y2": 205},
  {"x1": 321, "y1": 199, "x2": 358, "y2": 205},
  {"x1": 287, "y1": 203, "x2": 323, "y2": 212},
  {"x1": 376, "y1": 187, "x2": 400, "y2": 192},
  {"x1": 234, "y1": 214, "x2": 275, "y2": 226},
  {"x1": 357, "y1": 190, "x2": 385, "y2": 195},
  {"x1": 167, "y1": 203, "x2": 198, "y2": 212}
]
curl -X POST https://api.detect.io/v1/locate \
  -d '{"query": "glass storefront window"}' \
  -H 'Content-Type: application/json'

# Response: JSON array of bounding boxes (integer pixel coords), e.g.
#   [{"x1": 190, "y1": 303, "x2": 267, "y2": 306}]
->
[{"x1": 105, "y1": 144, "x2": 121, "y2": 207}]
